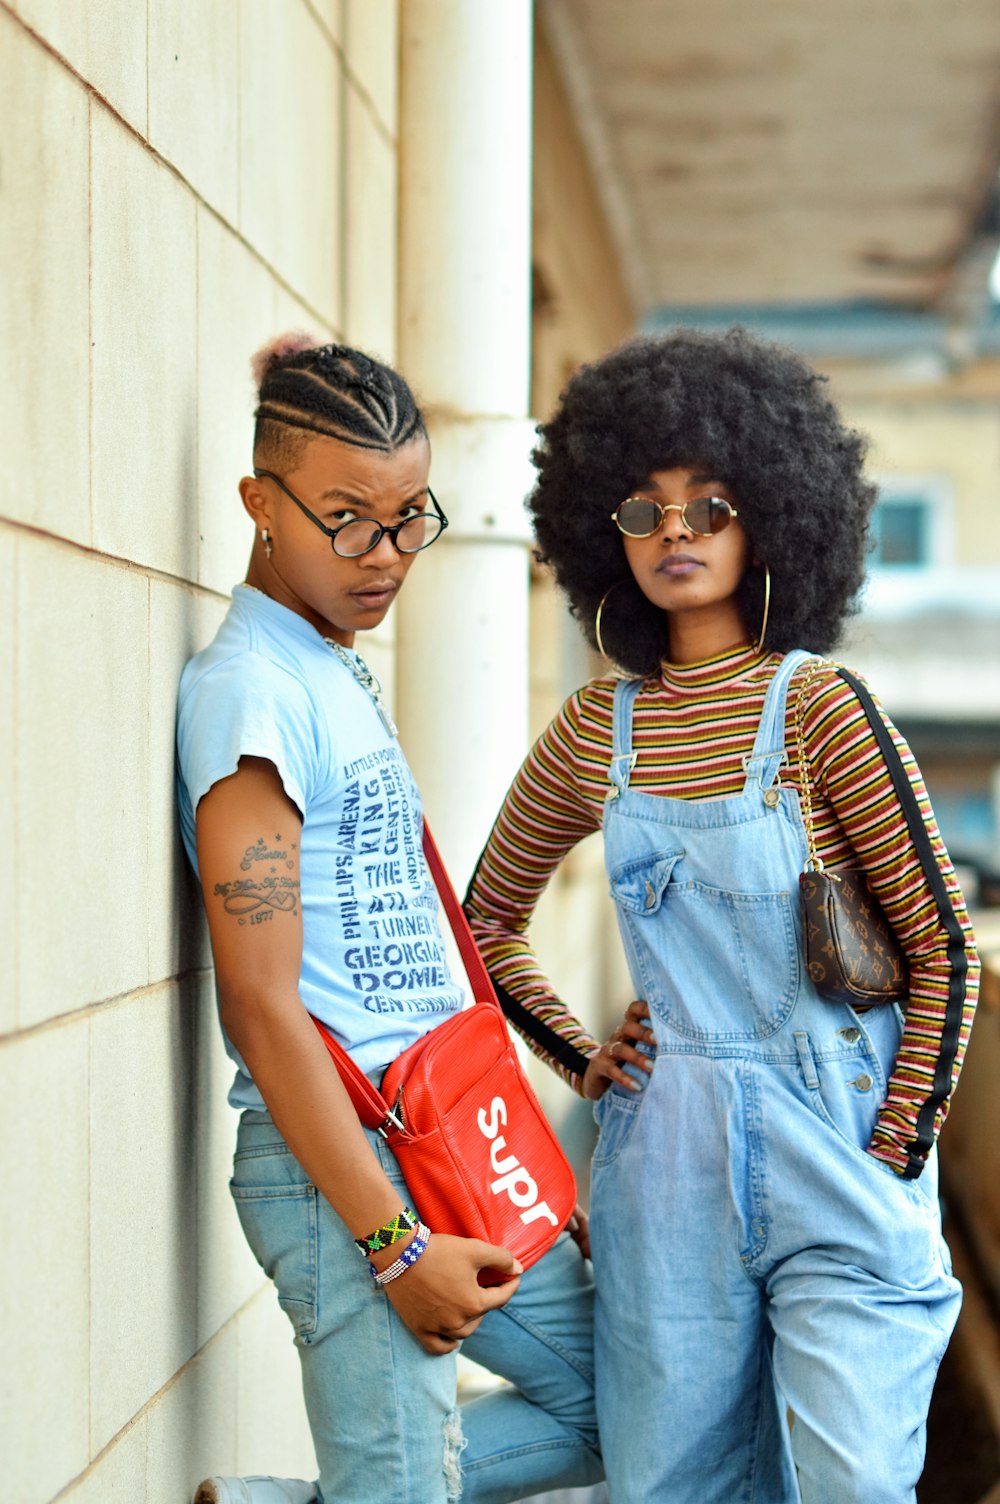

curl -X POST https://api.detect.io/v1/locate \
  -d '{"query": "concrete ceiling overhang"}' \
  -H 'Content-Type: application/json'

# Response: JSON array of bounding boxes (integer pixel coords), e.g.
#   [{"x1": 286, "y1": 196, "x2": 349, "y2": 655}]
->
[{"x1": 542, "y1": 0, "x2": 1000, "y2": 324}]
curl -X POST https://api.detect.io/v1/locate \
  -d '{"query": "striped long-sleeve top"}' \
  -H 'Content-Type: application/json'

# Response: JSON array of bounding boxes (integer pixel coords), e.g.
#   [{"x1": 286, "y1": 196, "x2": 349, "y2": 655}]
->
[{"x1": 464, "y1": 643, "x2": 980, "y2": 1176}]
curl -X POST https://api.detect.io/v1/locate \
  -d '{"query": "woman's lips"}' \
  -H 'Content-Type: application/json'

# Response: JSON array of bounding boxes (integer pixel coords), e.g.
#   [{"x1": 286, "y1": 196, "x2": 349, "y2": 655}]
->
[{"x1": 656, "y1": 554, "x2": 703, "y2": 577}]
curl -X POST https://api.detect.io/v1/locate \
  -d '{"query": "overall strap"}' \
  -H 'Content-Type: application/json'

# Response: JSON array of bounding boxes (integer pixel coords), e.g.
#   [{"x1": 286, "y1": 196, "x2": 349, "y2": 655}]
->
[
  {"x1": 608, "y1": 677, "x2": 642, "y2": 796},
  {"x1": 742, "y1": 649, "x2": 816, "y2": 794}
]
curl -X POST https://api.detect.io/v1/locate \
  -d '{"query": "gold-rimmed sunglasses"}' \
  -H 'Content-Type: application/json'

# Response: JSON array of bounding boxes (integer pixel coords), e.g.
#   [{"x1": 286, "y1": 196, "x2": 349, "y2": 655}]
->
[{"x1": 611, "y1": 494, "x2": 739, "y2": 538}]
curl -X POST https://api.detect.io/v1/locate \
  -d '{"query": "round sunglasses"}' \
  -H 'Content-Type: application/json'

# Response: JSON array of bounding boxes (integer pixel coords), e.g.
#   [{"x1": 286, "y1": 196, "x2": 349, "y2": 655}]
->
[{"x1": 611, "y1": 494, "x2": 738, "y2": 538}]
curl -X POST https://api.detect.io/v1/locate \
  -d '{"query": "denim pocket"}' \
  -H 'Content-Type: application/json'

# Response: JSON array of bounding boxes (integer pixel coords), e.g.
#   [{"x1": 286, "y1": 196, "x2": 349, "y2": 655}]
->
[
  {"x1": 805, "y1": 1083, "x2": 903, "y2": 1182},
  {"x1": 592, "y1": 1087, "x2": 642, "y2": 1168},
  {"x1": 794, "y1": 1035, "x2": 923, "y2": 1200},
  {"x1": 231, "y1": 1144, "x2": 319, "y2": 1343}
]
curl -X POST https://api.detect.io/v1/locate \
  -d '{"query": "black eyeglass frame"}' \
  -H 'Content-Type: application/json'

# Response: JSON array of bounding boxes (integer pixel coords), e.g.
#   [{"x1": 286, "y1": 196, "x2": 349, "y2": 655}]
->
[
  {"x1": 254, "y1": 468, "x2": 449, "y2": 557},
  {"x1": 611, "y1": 494, "x2": 739, "y2": 539}
]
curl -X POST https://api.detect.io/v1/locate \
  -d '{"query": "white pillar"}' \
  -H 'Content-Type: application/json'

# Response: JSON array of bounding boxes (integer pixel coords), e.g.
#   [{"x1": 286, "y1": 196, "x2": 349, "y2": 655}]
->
[{"x1": 396, "y1": 0, "x2": 536, "y2": 890}]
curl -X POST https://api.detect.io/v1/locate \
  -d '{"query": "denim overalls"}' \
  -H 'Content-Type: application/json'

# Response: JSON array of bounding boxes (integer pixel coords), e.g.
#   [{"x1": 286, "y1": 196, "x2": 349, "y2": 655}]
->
[{"x1": 590, "y1": 650, "x2": 960, "y2": 1504}]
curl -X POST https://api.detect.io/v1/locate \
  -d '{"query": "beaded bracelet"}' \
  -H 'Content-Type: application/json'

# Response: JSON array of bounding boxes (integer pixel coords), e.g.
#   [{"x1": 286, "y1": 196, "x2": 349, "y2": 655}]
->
[
  {"x1": 354, "y1": 1205, "x2": 417, "y2": 1257},
  {"x1": 369, "y1": 1223, "x2": 431, "y2": 1287}
]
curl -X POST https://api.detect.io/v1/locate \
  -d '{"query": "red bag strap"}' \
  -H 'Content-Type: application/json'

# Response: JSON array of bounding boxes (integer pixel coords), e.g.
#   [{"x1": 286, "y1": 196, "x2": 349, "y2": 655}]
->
[
  {"x1": 312, "y1": 822, "x2": 500, "y2": 1132},
  {"x1": 419, "y1": 823, "x2": 499, "y2": 1006}
]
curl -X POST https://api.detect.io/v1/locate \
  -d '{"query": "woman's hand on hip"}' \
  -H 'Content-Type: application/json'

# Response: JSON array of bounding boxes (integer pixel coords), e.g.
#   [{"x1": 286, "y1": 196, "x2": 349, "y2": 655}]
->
[{"x1": 582, "y1": 1000, "x2": 655, "y2": 1101}]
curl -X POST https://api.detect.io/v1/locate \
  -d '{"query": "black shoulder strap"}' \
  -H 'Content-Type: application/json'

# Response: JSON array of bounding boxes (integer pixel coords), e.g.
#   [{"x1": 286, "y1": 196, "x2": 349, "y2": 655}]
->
[{"x1": 835, "y1": 667, "x2": 969, "y2": 1179}]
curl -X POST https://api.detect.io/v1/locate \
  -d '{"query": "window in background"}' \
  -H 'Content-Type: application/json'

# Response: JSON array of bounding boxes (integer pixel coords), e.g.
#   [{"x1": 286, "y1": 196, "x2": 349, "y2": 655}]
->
[{"x1": 870, "y1": 475, "x2": 953, "y2": 571}]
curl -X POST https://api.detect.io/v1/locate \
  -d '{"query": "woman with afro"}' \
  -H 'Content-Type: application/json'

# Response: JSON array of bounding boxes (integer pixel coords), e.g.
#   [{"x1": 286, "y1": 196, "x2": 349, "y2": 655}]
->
[{"x1": 464, "y1": 328, "x2": 979, "y2": 1502}]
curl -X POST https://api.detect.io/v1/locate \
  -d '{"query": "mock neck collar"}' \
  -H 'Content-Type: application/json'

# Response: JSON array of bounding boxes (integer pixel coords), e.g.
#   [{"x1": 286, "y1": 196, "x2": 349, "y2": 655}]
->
[{"x1": 658, "y1": 641, "x2": 775, "y2": 694}]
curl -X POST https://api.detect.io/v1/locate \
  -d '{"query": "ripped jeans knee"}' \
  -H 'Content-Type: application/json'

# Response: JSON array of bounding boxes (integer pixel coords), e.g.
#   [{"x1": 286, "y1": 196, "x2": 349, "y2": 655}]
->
[{"x1": 443, "y1": 1406, "x2": 468, "y2": 1502}]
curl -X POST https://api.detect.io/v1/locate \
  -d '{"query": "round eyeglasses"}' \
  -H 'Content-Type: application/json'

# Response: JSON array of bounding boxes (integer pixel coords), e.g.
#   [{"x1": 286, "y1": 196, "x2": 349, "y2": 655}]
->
[
  {"x1": 255, "y1": 469, "x2": 449, "y2": 558},
  {"x1": 611, "y1": 494, "x2": 739, "y2": 539}
]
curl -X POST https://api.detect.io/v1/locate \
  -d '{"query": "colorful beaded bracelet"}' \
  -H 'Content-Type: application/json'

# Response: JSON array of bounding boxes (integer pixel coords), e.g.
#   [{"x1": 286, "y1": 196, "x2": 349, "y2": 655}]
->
[
  {"x1": 354, "y1": 1205, "x2": 417, "y2": 1257},
  {"x1": 369, "y1": 1223, "x2": 432, "y2": 1287}
]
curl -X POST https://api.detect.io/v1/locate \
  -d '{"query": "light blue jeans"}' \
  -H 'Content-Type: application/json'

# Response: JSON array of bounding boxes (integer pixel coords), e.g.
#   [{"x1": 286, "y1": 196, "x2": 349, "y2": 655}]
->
[{"x1": 230, "y1": 1111, "x2": 602, "y2": 1504}]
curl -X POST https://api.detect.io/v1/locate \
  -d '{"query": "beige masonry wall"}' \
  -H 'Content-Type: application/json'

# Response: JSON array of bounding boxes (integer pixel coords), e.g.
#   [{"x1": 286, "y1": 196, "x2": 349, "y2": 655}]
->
[
  {"x1": 0, "y1": 3, "x2": 399, "y2": 1500},
  {"x1": 841, "y1": 394, "x2": 1000, "y2": 568}
]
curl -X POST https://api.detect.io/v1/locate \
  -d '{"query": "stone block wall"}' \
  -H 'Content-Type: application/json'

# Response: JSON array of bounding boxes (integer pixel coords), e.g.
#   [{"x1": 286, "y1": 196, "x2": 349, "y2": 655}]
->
[{"x1": 0, "y1": 3, "x2": 399, "y2": 1499}]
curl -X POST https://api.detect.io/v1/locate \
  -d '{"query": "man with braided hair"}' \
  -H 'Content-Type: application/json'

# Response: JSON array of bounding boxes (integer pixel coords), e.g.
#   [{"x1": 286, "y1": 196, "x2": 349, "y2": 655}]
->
[{"x1": 176, "y1": 336, "x2": 601, "y2": 1504}]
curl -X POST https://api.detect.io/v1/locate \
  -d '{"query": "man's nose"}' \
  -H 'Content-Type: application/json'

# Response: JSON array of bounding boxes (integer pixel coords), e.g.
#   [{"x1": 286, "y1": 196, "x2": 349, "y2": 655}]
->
[{"x1": 362, "y1": 528, "x2": 402, "y2": 564}]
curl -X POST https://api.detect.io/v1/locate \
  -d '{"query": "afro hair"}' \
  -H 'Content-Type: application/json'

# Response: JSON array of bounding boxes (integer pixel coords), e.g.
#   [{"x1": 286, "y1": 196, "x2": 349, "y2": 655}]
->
[{"x1": 529, "y1": 327, "x2": 877, "y2": 675}]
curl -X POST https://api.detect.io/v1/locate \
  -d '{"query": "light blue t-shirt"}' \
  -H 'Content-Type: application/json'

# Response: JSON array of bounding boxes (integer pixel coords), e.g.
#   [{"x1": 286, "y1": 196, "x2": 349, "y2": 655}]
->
[{"x1": 176, "y1": 585, "x2": 464, "y2": 1109}]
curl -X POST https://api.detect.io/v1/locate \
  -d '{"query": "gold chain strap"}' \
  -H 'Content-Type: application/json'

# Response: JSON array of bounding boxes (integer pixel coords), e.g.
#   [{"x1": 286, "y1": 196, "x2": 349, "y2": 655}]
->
[{"x1": 793, "y1": 657, "x2": 834, "y2": 873}]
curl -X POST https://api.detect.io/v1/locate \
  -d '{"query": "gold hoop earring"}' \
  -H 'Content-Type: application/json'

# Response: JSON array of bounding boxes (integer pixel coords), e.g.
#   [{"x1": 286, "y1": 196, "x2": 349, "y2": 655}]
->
[
  {"x1": 755, "y1": 563, "x2": 771, "y2": 651},
  {"x1": 261, "y1": 528, "x2": 273, "y2": 560},
  {"x1": 595, "y1": 583, "x2": 624, "y2": 659}
]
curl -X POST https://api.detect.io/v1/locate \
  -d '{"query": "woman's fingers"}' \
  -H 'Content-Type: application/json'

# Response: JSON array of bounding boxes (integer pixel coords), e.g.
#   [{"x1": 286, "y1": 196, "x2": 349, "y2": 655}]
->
[
  {"x1": 619, "y1": 1020, "x2": 656, "y2": 1048},
  {"x1": 607, "y1": 1026, "x2": 655, "y2": 1070},
  {"x1": 583, "y1": 1048, "x2": 628, "y2": 1099},
  {"x1": 583, "y1": 1045, "x2": 644, "y2": 1097},
  {"x1": 583, "y1": 1002, "x2": 656, "y2": 1099},
  {"x1": 607, "y1": 1001, "x2": 654, "y2": 1043},
  {"x1": 606, "y1": 1037, "x2": 647, "y2": 1068},
  {"x1": 622, "y1": 1000, "x2": 655, "y2": 1041}
]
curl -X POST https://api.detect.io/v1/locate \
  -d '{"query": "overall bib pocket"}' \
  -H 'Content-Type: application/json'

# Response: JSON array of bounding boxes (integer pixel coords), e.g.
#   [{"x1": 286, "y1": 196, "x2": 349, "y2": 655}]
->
[{"x1": 609, "y1": 850, "x2": 800, "y2": 1040}]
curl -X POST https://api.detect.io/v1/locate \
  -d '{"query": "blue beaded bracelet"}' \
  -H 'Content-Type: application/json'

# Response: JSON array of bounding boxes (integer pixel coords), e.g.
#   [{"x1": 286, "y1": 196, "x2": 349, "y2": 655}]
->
[{"x1": 369, "y1": 1222, "x2": 431, "y2": 1286}]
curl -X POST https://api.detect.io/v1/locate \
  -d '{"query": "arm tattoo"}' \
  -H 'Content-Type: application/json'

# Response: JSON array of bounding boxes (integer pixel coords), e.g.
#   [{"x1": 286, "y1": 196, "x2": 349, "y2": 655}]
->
[{"x1": 213, "y1": 832, "x2": 300, "y2": 925}]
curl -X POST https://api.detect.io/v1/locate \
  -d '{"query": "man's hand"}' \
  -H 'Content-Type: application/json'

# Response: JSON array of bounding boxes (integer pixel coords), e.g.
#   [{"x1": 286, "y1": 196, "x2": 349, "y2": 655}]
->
[{"x1": 383, "y1": 1235, "x2": 522, "y2": 1354}]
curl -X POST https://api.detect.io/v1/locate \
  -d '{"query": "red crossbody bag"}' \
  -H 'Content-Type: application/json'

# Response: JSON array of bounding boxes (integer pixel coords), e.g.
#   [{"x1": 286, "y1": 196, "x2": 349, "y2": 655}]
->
[{"x1": 312, "y1": 825, "x2": 577, "y2": 1272}]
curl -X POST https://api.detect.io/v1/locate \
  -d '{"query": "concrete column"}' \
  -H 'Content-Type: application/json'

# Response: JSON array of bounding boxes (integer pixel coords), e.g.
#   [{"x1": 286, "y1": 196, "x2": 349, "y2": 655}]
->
[{"x1": 396, "y1": 0, "x2": 536, "y2": 889}]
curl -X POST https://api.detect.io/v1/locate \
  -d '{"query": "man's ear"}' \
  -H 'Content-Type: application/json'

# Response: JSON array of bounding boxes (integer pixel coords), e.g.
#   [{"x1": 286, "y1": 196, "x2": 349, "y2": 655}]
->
[{"x1": 239, "y1": 474, "x2": 272, "y2": 529}]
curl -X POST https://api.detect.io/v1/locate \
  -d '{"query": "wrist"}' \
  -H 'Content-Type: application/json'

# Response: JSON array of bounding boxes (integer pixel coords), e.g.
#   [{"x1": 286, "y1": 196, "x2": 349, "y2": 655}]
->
[
  {"x1": 867, "y1": 1126, "x2": 911, "y2": 1175},
  {"x1": 369, "y1": 1222, "x2": 432, "y2": 1286},
  {"x1": 576, "y1": 1047, "x2": 601, "y2": 1097},
  {"x1": 367, "y1": 1224, "x2": 418, "y2": 1270},
  {"x1": 353, "y1": 1204, "x2": 417, "y2": 1260}
]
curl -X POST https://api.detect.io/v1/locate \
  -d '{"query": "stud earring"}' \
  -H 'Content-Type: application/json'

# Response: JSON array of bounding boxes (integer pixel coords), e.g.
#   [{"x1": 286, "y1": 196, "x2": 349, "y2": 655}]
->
[{"x1": 261, "y1": 528, "x2": 272, "y2": 560}]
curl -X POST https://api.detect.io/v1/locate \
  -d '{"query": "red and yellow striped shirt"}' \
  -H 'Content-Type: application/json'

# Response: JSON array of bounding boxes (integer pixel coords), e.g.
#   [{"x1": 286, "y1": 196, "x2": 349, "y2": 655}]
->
[{"x1": 464, "y1": 643, "x2": 979, "y2": 1175}]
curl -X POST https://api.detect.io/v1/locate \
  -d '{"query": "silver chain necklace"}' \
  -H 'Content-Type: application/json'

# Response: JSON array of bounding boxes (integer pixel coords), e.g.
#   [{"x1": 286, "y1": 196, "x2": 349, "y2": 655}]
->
[
  {"x1": 324, "y1": 637, "x2": 398, "y2": 739},
  {"x1": 239, "y1": 585, "x2": 398, "y2": 738}
]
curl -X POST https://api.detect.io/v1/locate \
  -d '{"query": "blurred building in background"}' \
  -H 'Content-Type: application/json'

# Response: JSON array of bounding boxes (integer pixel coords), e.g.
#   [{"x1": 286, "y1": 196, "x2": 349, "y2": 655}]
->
[{"x1": 2, "y1": 1, "x2": 999, "y2": 1499}]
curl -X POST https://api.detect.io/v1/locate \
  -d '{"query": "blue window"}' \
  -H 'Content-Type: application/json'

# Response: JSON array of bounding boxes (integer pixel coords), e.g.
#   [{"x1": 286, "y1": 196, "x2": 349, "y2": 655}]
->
[{"x1": 870, "y1": 498, "x2": 931, "y2": 567}]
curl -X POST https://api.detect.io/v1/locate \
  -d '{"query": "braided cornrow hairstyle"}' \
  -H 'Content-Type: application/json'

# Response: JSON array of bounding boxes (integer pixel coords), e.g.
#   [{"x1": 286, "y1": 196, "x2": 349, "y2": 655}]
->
[{"x1": 250, "y1": 333, "x2": 426, "y2": 469}]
